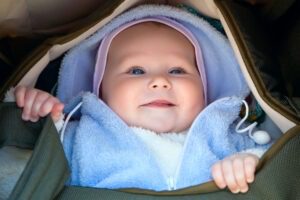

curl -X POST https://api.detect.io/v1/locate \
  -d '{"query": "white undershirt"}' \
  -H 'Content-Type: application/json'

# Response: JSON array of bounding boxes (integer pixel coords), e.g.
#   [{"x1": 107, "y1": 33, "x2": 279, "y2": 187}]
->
[{"x1": 131, "y1": 127, "x2": 187, "y2": 179}]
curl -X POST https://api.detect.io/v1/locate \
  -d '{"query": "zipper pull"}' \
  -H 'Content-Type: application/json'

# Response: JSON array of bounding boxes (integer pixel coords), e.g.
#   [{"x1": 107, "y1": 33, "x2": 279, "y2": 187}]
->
[{"x1": 168, "y1": 177, "x2": 175, "y2": 190}]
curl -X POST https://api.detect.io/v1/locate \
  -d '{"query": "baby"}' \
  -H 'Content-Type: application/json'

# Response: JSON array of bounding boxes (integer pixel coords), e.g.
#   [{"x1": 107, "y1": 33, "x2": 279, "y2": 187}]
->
[{"x1": 13, "y1": 5, "x2": 265, "y2": 194}]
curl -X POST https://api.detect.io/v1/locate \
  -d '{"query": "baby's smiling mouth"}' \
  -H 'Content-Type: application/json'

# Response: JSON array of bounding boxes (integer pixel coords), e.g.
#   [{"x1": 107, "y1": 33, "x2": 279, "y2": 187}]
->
[{"x1": 141, "y1": 100, "x2": 175, "y2": 107}]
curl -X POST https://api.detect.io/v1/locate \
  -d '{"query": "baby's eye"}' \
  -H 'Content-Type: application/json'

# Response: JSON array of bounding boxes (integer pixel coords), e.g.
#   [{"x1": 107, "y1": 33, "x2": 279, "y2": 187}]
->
[
  {"x1": 128, "y1": 67, "x2": 145, "y2": 75},
  {"x1": 169, "y1": 67, "x2": 186, "y2": 75}
]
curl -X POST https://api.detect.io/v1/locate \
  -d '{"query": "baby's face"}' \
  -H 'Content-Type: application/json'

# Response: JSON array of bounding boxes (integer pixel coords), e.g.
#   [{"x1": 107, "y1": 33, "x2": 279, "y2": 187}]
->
[{"x1": 101, "y1": 22, "x2": 204, "y2": 133}]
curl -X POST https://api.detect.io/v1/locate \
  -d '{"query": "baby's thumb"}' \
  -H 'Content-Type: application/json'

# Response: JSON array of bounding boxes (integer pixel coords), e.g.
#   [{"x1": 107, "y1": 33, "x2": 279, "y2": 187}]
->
[{"x1": 51, "y1": 103, "x2": 64, "y2": 122}]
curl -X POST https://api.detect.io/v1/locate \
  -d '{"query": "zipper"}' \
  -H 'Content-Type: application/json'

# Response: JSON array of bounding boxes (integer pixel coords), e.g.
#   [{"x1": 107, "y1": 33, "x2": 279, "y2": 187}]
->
[
  {"x1": 165, "y1": 129, "x2": 191, "y2": 191},
  {"x1": 167, "y1": 177, "x2": 175, "y2": 190}
]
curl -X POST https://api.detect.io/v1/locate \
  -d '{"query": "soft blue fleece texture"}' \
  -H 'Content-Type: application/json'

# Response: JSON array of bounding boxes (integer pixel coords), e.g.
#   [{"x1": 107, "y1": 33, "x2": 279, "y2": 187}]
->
[
  {"x1": 57, "y1": 5, "x2": 269, "y2": 191},
  {"x1": 62, "y1": 93, "x2": 268, "y2": 190},
  {"x1": 57, "y1": 4, "x2": 249, "y2": 104}
]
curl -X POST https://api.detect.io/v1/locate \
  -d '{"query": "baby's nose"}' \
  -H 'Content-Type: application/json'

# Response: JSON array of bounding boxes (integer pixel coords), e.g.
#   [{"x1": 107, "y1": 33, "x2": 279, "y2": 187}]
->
[{"x1": 149, "y1": 76, "x2": 171, "y2": 89}]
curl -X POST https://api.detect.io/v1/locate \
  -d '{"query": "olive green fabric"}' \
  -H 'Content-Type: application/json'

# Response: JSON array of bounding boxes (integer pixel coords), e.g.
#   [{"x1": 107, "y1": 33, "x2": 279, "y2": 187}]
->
[
  {"x1": 0, "y1": 0, "x2": 123, "y2": 101},
  {"x1": 1, "y1": 0, "x2": 300, "y2": 199},
  {"x1": 54, "y1": 126, "x2": 300, "y2": 200},
  {"x1": 0, "y1": 103, "x2": 69, "y2": 200},
  {"x1": 1, "y1": 102, "x2": 300, "y2": 200},
  {"x1": 0, "y1": 0, "x2": 123, "y2": 38},
  {"x1": 215, "y1": 0, "x2": 300, "y2": 123}
]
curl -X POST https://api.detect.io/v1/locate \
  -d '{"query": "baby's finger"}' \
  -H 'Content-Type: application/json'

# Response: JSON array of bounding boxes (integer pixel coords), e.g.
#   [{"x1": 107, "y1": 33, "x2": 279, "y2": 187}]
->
[
  {"x1": 233, "y1": 157, "x2": 248, "y2": 193},
  {"x1": 22, "y1": 89, "x2": 38, "y2": 121},
  {"x1": 30, "y1": 91, "x2": 50, "y2": 118},
  {"x1": 14, "y1": 86, "x2": 26, "y2": 108},
  {"x1": 244, "y1": 156, "x2": 259, "y2": 183},
  {"x1": 222, "y1": 160, "x2": 239, "y2": 193},
  {"x1": 39, "y1": 97, "x2": 60, "y2": 117},
  {"x1": 51, "y1": 103, "x2": 64, "y2": 122},
  {"x1": 211, "y1": 162, "x2": 226, "y2": 189}
]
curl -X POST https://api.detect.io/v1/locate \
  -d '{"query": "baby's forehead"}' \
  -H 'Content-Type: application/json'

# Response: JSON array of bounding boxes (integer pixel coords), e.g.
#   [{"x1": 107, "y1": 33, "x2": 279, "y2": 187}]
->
[
  {"x1": 93, "y1": 18, "x2": 208, "y2": 104},
  {"x1": 109, "y1": 21, "x2": 195, "y2": 54},
  {"x1": 107, "y1": 21, "x2": 196, "y2": 64}
]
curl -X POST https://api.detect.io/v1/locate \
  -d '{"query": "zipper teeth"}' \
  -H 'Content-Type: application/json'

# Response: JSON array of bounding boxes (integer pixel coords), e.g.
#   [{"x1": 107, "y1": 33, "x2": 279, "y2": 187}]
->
[
  {"x1": 168, "y1": 177, "x2": 175, "y2": 190},
  {"x1": 171, "y1": 129, "x2": 192, "y2": 190}
]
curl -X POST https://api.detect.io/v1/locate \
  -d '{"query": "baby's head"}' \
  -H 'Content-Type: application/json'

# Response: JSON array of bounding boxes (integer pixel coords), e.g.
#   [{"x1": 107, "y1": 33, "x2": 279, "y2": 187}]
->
[{"x1": 94, "y1": 18, "x2": 206, "y2": 133}]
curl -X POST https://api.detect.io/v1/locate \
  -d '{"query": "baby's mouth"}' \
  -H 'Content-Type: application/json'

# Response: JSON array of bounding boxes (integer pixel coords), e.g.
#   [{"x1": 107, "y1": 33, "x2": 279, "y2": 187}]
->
[{"x1": 141, "y1": 100, "x2": 175, "y2": 107}]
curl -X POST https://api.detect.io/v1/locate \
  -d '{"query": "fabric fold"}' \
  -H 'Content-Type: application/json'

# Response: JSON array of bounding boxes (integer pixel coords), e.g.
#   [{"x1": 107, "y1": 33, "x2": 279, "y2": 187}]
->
[
  {"x1": 57, "y1": 4, "x2": 249, "y2": 105},
  {"x1": 56, "y1": 4, "x2": 268, "y2": 191},
  {"x1": 62, "y1": 93, "x2": 269, "y2": 190}
]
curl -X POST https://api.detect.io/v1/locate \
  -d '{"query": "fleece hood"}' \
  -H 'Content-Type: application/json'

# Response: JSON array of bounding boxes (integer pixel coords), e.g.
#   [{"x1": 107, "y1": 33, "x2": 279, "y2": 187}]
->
[
  {"x1": 57, "y1": 4, "x2": 249, "y2": 104},
  {"x1": 92, "y1": 16, "x2": 208, "y2": 105}
]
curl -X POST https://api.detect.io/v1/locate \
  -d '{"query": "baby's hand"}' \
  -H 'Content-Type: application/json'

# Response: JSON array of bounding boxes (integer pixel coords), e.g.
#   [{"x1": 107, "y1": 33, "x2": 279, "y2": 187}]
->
[
  {"x1": 211, "y1": 153, "x2": 259, "y2": 194},
  {"x1": 14, "y1": 86, "x2": 64, "y2": 122}
]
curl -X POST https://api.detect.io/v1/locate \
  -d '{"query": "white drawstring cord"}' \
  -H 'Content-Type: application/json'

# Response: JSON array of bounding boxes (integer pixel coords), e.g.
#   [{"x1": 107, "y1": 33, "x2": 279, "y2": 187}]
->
[
  {"x1": 235, "y1": 100, "x2": 271, "y2": 145},
  {"x1": 59, "y1": 100, "x2": 270, "y2": 144},
  {"x1": 60, "y1": 102, "x2": 83, "y2": 143},
  {"x1": 235, "y1": 100, "x2": 257, "y2": 135}
]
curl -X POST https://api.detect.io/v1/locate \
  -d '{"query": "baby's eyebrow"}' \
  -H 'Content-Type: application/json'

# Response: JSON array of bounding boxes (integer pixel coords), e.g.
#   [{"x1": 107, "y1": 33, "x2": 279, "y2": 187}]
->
[
  {"x1": 111, "y1": 52, "x2": 142, "y2": 63},
  {"x1": 112, "y1": 55, "x2": 149, "y2": 68}
]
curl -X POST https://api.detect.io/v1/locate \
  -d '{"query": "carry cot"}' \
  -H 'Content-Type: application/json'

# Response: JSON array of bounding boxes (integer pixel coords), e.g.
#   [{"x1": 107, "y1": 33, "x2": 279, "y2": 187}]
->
[{"x1": 0, "y1": 0, "x2": 300, "y2": 199}]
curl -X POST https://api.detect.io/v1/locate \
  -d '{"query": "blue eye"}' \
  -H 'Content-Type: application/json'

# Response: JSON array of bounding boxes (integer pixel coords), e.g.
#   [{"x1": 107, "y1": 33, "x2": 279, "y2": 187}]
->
[
  {"x1": 128, "y1": 67, "x2": 145, "y2": 75},
  {"x1": 169, "y1": 67, "x2": 186, "y2": 74}
]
